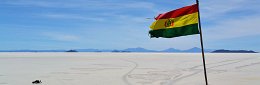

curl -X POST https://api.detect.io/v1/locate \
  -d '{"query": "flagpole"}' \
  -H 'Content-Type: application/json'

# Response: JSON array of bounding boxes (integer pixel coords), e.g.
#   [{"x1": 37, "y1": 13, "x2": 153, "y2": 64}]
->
[{"x1": 196, "y1": 0, "x2": 209, "y2": 85}]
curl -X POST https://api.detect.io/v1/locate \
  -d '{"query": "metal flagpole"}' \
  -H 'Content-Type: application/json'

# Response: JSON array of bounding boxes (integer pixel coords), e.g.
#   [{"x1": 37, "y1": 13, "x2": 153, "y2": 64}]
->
[{"x1": 196, "y1": 0, "x2": 209, "y2": 85}]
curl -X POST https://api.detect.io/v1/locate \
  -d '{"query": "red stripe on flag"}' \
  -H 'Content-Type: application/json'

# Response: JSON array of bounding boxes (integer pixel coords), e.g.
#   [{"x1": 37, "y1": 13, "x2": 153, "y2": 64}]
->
[{"x1": 155, "y1": 4, "x2": 198, "y2": 20}]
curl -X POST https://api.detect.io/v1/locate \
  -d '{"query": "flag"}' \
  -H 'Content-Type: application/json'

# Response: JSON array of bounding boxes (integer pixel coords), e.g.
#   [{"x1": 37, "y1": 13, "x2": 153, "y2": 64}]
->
[{"x1": 149, "y1": 4, "x2": 199, "y2": 38}]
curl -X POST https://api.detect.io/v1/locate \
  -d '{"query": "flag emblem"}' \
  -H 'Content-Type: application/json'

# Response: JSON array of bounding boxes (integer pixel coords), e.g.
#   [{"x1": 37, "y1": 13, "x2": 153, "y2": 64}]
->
[{"x1": 164, "y1": 19, "x2": 174, "y2": 27}]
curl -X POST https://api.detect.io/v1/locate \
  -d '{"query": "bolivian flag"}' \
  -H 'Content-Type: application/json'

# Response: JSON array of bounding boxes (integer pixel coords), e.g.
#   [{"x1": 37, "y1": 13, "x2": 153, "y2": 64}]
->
[{"x1": 149, "y1": 4, "x2": 199, "y2": 38}]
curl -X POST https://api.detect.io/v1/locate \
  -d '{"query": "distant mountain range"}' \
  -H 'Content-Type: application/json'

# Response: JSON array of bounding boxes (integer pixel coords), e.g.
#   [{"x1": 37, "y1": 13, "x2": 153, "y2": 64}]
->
[
  {"x1": 118, "y1": 47, "x2": 214, "y2": 53},
  {"x1": 0, "y1": 47, "x2": 212, "y2": 53},
  {"x1": 0, "y1": 47, "x2": 257, "y2": 53}
]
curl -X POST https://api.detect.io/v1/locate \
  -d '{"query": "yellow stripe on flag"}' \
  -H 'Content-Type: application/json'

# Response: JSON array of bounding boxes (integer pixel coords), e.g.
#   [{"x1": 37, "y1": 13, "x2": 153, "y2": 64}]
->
[{"x1": 150, "y1": 12, "x2": 198, "y2": 30}]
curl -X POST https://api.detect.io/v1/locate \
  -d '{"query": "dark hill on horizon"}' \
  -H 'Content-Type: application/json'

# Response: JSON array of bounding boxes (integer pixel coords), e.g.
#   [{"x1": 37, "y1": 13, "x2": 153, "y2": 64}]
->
[{"x1": 212, "y1": 49, "x2": 258, "y2": 53}]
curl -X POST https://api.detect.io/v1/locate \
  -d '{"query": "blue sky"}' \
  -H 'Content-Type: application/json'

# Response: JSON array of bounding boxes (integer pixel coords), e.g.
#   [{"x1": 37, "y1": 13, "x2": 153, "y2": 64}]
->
[{"x1": 0, "y1": 0, "x2": 260, "y2": 51}]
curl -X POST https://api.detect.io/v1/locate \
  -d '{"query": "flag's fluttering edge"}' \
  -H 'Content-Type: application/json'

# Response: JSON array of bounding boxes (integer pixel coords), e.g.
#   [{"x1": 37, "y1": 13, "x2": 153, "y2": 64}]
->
[{"x1": 149, "y1": 4, "x2": 199, "y2": 38}]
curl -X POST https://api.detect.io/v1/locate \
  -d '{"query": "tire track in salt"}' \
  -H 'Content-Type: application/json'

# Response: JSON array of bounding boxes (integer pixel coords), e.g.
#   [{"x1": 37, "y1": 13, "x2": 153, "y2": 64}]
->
[
  {"x1": 165, "y1": 65, "x2": 203, "y2": 85},
  {"x1": 235, "y1": 62, "x2": 260, "y2": 69},
  {"x1": 121, "y1": 59, "x2": 138, "y2": 85},
  {"x1": 165, "y1": 57, "x2": 257, "y2": 85}
]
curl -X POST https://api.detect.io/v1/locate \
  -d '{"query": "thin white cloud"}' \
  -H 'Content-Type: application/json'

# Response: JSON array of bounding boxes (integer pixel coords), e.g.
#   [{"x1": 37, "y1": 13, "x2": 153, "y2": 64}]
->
[
  {"x1": 104, "y1": 14, "x2": 149, "y2": 23},
  {"x1": 123, "y1": 2, "x2": 154, "y2": 9},
  {"x1": 3, "y1": 0, "x2": 155, "y2": 10},
  {"x1": 3, "y1": 0, "x2": 54, "y2": 7},
  {"x1": 200, "y1": 0, "x2": 260, "y2": 19},
  {"x1": 204, "y1": 15, "x2": 260, "y2": 41},
  {"x1": 42, "y1": 32, "x2": 80, "y2": 42},
  {"x1": 40, "y1": 12, "x2": 151, "y2": 24},
  {"x1": 41, "y1": 13, "x2": 105, "y2": 22},
  {"x1": 201, "y1": 0, "x2": 243, "y2": 18}
]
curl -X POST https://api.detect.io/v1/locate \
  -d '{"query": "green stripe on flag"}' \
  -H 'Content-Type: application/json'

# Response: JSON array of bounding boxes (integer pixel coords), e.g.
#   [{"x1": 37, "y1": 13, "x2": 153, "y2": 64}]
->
[{"x1": 149, "y1": 24, "x2": 199, "y2": 38}]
